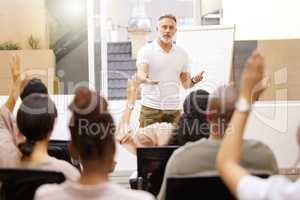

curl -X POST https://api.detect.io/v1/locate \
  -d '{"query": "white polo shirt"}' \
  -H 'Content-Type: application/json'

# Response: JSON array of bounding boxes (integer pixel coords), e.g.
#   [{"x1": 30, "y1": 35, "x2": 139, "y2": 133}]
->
[
  {"x1": 136, "y1": 40, "x2": 189, "y2": 110},
  {"x1": 237, "y1": 175, "x2": 300, "y2": 200}
]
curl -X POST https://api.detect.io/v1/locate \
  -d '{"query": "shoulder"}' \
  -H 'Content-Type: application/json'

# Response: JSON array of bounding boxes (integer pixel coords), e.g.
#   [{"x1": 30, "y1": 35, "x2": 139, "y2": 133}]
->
[
  {"x1": 168, "y1": 139, "x2": 207, "y2": 162},
  {"x1": 108, "y1": 183, "x2": 155, "y2": 200},
  {"x1": 34, "y1": 182, "x2": 65, "y2": 199},
  {"x1": 175, "y1": 138, "x2": 208, "y2": 154},
  {"x1": 242, "y1": 139, "x2": 274, "y2": 155},
  {"x1": 48, "y1": 157, "x2": 80, "y2": 180},
  {"x1": 138, "y1": 42, "x2": 154, "y2": 53}
]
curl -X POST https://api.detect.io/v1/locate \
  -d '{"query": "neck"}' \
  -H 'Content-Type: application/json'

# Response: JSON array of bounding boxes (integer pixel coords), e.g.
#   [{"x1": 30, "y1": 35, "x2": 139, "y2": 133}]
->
[
  {"x1": 25, "y1": 139, "x2": 49, "y2": 164},
  {"x1": 157, "y1": 38, "x2": 172, "y2": 52},
  {"x1": 79, "y1": 162, "x2": 109, "y2": 185}
]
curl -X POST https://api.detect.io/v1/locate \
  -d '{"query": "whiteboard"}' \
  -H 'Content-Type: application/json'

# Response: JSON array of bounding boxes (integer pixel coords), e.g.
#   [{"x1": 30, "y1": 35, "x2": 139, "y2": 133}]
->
[{"x1": 176, "y1": 25, "x2": 235, "y2": 93}]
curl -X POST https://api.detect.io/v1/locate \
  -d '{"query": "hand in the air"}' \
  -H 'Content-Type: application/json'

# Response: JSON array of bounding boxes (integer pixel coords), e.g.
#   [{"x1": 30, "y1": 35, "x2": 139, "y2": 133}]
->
[{"x1": 240, "y1": 49, "x2": 266, "y2": 102}]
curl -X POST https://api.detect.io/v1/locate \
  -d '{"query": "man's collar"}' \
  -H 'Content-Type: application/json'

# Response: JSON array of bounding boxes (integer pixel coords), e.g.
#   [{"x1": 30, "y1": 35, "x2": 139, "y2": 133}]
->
[{"x1": 154, "y1": 39, "x2": 175, "y2": 53}]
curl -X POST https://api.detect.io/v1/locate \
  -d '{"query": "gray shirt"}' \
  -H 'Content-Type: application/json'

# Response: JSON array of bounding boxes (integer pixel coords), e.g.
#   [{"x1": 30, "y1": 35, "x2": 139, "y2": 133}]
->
[{"x1": 158, "y1": 138, "x2": 279, "y2": 200}]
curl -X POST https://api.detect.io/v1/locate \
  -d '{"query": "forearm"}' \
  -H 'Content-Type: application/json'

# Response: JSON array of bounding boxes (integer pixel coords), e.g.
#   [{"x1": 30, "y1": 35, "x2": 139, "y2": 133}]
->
[
  {"x1": 5, "y1": 87, "x2": 18, "y2": 112},
  {"x1": 121, "y1": 109, "x2": 133, "y2": 125},
  {"x1": 217, "y1": 109, "x2": 249, "y2": 167},
  {"x1": 216, "y1": 108, "x2": 250, "y2": 197},
  {"x1": 180, "y1": 72, "x2": 192, "y2": 89},
  {"x1": 182, "y1": 79, "x2": 193, "y2": 89}
]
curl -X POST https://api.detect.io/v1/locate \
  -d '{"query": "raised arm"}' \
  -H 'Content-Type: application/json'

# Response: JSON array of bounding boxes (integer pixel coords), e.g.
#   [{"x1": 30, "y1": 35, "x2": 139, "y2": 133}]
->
[
  {"x1": 216, "y1": 50, "x2": 266, "y2": 197},
  {"x1": 5, "y1": 55, "x2": 27, "y2": 112},
  {"x1": 116, "y1": 74, "x2": 141, "y2": 154}
]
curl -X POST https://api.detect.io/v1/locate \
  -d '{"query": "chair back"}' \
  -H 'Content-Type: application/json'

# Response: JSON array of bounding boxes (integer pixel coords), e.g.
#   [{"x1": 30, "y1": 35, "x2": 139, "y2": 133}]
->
[
  {"x1": 0, "y1": 169, "x2": 65, "y2": 200},
  {"x1": 137, "y1": 146, "x2": 178, "y2": 196},
  {"x1": 165, "y1": 171, "x2": 271, "y2": 200}
]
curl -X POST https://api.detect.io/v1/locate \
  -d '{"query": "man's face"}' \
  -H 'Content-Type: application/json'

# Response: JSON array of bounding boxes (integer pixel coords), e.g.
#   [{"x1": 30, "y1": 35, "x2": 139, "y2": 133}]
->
[{"x1": 156, "y1": 18, "x2": 177, "y2": 44}]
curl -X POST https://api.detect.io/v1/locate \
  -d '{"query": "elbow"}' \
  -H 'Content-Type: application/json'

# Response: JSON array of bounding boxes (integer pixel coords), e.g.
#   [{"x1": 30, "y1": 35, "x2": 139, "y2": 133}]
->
[{"x1": 181, "y1": 82, "x2": 189, "y2": 89}]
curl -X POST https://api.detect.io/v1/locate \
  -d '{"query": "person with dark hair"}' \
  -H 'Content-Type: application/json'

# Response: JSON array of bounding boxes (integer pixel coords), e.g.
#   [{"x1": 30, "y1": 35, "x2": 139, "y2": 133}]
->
[
  {"x1": 16, "y1": 94, "x2": 79, "y2": 180},
  {"x1": 136, "y1": 14, "x2": 204, "y2": 128},
  {"x1": 0, "y1": 55, "x2": 48, "y2": 143},
  {"x1": 34, "y1": 87, "x2": 154, "y2": 200},
  {"x1": 168, "y1": 89, "x2": 210, "y2": 146},
  {"x1": 216, "y1": 51, "x2": 297, "y2": 200},
  {"x1": 157, "y1": 83, "x2": 278, "y2": 200},
  {"x1": 0, "y1": 55, "x2": 27, "y2": 167},
  {"x1": 20, "y1": 78, "x2": 48, "y2": 100}
]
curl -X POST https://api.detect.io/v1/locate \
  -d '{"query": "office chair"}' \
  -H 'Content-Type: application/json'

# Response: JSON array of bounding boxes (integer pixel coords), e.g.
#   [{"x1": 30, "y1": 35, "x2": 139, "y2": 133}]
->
[
  {"x1": 0, "y1": 169, "x2": 65, "y2": 200},
  {"x1": 48, "y1": 140, "x2": 81, "y2": 171},
  {"x1": 134, "y1": 146, "x2": 178, "y2": 196},
  {"x1": 165, "y1": 171, "x2": 271, "y2": 200}
]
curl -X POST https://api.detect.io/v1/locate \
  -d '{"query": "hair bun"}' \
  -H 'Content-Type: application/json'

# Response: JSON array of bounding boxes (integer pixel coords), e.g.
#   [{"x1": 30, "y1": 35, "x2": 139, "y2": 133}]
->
[{"x1": 18, "y1": 140, "x2": 35, "y2": 158}]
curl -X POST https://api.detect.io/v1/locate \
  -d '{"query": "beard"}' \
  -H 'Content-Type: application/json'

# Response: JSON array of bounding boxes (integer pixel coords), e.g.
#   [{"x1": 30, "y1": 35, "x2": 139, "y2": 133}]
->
[{"x1": 159, "y1": 34, "x2": 173, "y2": 44}]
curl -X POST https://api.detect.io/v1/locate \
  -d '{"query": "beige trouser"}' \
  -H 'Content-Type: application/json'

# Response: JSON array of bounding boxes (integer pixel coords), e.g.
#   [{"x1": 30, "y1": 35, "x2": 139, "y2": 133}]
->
[{"x1": 139, "y1": 105, "x2": 180, "y2": 128}]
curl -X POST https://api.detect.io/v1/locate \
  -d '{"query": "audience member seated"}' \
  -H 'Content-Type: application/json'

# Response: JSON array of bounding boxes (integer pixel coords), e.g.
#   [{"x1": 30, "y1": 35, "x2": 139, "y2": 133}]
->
[
  {"x1": 0, "y1": 55, "x2": 48, "y2": 144},
  {"x1": 16, "y1": 94, "x2": 80, "y2": 181},
  {"x1": 117, "y1": 75, "x2": 209, "y2": 154},
  {"x1": 217, "y1": 50, "x2": 300, "y2": 200},
  {"x1": 167, "y1": 89, "x2": 209, "y2": 146},
  {"x1": 157, "y1": 84, "x2": 278, "y2": 200},
  {"x1": 34, "y1": 87, "x2": 154, "y2": 200},
  {"x1": 0, "y1": 55, "x2": 46, "y2": 168}
]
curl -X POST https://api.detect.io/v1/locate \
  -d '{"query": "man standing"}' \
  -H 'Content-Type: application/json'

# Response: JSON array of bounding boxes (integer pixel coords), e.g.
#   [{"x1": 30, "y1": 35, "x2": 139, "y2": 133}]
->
[{"x1": 136, "y1": 14, "x2": 204, "y2": 128}]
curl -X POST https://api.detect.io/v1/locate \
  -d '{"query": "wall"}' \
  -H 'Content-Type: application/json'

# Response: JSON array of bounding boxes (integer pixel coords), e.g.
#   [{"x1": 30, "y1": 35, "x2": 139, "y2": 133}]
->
[
  {"x1": 222, "y1": 0, "x2": 300, "y2": 40},
  {"x1": 0, "y1": 0, "x2": 48, "y2": 49},
  {"x1": 0, "y1": 50, "x2": 55, "y2": 95},
  {"x1": 107, "y1": 0, "x2": 193, "y2": 41},
  {"x1": 258, "y1": 39, "x2": 300, "y2": 100}
]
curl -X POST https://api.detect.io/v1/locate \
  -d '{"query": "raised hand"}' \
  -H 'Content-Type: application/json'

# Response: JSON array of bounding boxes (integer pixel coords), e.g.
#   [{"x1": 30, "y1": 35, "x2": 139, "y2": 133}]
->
[
  {"x1": 9, "y1": 54, "x2": 28, "y2": 97},
  {"x1": 240, "y1": 49, "x2": 266, "y2": 102},
  {"x1": 9, "y1": 54, "x2": 21, "y2": 83}
]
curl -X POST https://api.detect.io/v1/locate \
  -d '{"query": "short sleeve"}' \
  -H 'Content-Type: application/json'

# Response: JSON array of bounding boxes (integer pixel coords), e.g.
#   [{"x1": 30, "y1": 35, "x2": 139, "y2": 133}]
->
[
  {"x1": 136, "y1": 45, "x2": 150, "y2": 67},
  {"x1": 181, "y1": 50, "x2": 190, "y2": 73}
]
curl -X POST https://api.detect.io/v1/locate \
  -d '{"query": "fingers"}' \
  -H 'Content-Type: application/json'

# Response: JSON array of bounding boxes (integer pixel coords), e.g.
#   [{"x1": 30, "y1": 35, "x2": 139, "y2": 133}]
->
[
  {"x1": 193, "y1": 71, "x2": 205, "y2": 83},
  {"x1": 199, "y1": 71, "x2": 205, "y2": 76},
  {"x1": 147, "y1": 79, "x2": 160, "y2": 84}
]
